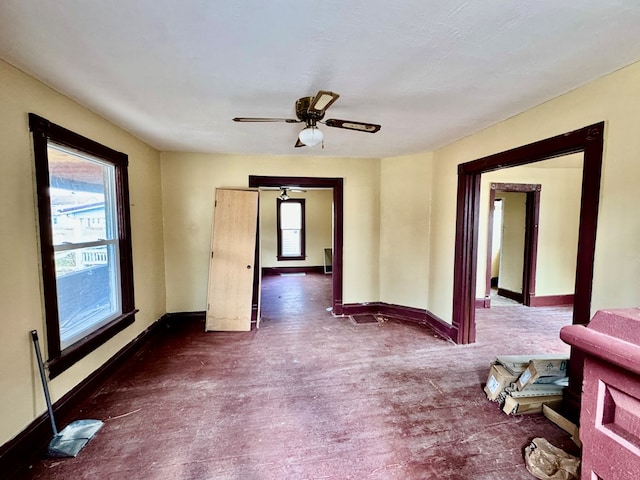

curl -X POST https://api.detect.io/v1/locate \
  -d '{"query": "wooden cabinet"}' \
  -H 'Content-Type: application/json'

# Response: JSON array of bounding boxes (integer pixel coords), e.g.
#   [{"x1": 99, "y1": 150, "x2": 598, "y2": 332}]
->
[{"x1": 561, "y1": 309, "x2": 640, "y2": 479}]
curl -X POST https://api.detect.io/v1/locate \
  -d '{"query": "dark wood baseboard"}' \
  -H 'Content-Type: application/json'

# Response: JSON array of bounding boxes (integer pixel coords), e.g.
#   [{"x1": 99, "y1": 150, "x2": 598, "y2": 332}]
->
[
  {"x1": 490, "y1": 290, "x2": 573, "y2": 307},
  {"x1": 476, "y1": 297, "x2": 491, "y2": 309},
  {"x1": 0, "y1": 315, "x2": 171, "y2": 480},
  {"x1": 529, "y1": 294, "x2": 574, "y2": 307},
  {"x1": 342, "y1": 302, "x2": 455, "y2": 342},
  {"x1": 163, "y1": 311, "x2": 205, "y2": 324},
  {"x1": 497, "y1": 287, "x2": 523, "y2": 303},
  {"x1": 262, "y1": 266, "x2": 325, "y2": 275}
]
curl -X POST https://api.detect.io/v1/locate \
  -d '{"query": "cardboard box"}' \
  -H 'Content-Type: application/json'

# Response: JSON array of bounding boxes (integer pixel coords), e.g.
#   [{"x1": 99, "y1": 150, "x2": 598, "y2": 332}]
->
[
  {"x1": 509, "y1": 384, "x2": 564, "y2": 398},
  {"x1": 484, "y1": 363, "x2": 519, "y2": 401},
  {"x1": 516, "y1": 358, "x2": 569, "y2": 391},
  {"x1": 502, "y1": 394, "x2": 563, "y2": 415},
  {"x1": 496, "y1": 354, "x2": 569, "y2": 376}
]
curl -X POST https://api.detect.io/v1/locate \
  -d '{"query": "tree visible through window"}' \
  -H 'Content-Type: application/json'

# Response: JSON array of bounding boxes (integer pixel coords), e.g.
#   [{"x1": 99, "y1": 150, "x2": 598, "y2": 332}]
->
[
  {"x1": 30, "y1": 114, "x2": 136, "y2": 378},
  {"x1": 277, "y1": 198, "x2": 305, "y2": 260}
]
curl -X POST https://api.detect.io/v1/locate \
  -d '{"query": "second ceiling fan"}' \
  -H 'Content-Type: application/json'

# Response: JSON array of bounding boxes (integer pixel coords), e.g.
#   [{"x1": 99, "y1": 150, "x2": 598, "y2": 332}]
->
[{"x1": 233, "y1": 90, "x2": 381, "y2": 148}]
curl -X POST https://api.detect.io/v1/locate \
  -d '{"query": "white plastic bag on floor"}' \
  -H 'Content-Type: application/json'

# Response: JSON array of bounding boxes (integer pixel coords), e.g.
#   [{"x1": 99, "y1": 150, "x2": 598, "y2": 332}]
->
[{"x1": 524, "y1": 437, "x2": 580, "y2": 480}]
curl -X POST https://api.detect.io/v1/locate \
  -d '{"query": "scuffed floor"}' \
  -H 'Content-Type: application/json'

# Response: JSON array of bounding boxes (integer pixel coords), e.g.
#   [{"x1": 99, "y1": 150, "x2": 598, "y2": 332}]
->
[{"x1": 24, "y1": 273, "x2": 575, "y2": 479}]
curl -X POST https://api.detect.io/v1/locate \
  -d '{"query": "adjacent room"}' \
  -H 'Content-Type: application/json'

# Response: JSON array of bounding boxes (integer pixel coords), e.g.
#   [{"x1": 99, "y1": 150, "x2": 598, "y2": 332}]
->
[{"x1": 2, "y1": 2, "x2": 640, "y2": 479}]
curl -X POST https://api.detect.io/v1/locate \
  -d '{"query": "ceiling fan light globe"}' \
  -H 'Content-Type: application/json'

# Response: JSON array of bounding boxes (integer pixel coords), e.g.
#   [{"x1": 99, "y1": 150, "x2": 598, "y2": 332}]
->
[{"x1": 298, "y1": 127, "x2": 323, "y2": 147}]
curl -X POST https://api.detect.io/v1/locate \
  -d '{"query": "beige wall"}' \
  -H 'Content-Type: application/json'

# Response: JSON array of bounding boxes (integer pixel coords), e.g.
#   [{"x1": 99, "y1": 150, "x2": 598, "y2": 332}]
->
[
  {"x1": 428, "y1": 60, "x2": 640, "y2": 323},
  {"x1": 160, "y1": 153, "x2": 381, "y2": 312},
  {"x1": 259, "y1": 189, "x2": 333, "y2": 268},
  {"x1": 495, "y1": 192, "x2": 526, "y2": 293},
  {"x1": 379, "y1": 153, "x2": 433, "y2": 309},
  {"x1": 0, "y1": 59, "x2": 166, "y2": 445}
]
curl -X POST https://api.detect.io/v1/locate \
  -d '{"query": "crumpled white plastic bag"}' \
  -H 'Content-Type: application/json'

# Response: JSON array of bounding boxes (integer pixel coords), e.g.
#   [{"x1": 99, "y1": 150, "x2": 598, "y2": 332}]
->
[{"x1": 524, "y1": 437, "x2": 580, "y2": 480}]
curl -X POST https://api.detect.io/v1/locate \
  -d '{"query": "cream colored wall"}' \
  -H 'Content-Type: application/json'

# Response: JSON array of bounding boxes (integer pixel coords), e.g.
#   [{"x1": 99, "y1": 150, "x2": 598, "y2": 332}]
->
[
  {"x1": 259, "y1": 189, "x2": 333, "y2": 268},
  {"x1": 161, "y1": 153, "x2": 381, "y2": 311},
  {"x1": 429, "y1": 60, "x2": 640, "y2": 324},
  {"x1": 490, "y1": 201, "x2": 502, "y2": 278},
  {"x1": 496, "y1": 192, "x2": 526, "y2": 293},
  {"x1": 0, "y1": 59, "x2": 166, "y2": 445},
  {"x1": 379, "y1": 153, "x2": 433, "y2": 309}
]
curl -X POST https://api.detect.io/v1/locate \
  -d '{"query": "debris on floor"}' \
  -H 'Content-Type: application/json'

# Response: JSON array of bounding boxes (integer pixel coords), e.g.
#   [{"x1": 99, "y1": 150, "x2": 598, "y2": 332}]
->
[
  {"x1": 542, "y1": 405, "x2": 581, "y2": 448},
  {"x1": 524, "y1": 437, "x2": 580, "y2": 480},
  {"x1": 483, "y1": 354, "x2": 569, "y2": 415}
]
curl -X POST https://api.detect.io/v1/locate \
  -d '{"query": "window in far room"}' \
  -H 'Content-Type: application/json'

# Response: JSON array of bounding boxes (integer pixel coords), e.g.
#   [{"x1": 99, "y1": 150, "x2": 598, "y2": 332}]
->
[{"x1": 277, "y1": 198, "x2": 305, "y2": 260}]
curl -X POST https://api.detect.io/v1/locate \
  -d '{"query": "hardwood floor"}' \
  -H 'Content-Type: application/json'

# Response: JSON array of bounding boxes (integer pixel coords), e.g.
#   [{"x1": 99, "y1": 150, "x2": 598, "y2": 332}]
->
[{"x1": 23, "y1": 273, "x2": 575, "y2": 479}]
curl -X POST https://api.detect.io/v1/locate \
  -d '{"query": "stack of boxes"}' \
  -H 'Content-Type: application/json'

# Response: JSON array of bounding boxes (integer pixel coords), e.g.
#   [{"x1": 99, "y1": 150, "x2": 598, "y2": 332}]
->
[{"x1": 484, "y1": 354, "x2": 569, "y2": 415}]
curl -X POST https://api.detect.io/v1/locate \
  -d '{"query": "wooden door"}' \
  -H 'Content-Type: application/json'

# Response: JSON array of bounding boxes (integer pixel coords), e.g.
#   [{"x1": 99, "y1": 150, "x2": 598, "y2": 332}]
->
[{"x1": 206, "y1": 188, "x2": 259, "y2": 331}]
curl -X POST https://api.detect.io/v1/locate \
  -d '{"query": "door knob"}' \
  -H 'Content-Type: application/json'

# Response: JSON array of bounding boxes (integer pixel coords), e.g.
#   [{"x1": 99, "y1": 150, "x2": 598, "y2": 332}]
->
[{"x1": 247, "y1": 265, "x2": 252, "y2": 269}]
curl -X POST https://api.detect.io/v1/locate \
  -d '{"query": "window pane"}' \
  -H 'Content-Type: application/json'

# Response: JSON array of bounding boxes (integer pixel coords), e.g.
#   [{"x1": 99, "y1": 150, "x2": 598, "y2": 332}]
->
[
  {"x1": 47, "y1": 143, "x2": 122, "y2": 349},
  {"x1": 55, "y1": 244, "x2": 122, "y2": 349},
  {"x1": 48, "y1": 144, "x2": 115, "y2": 245},
  {"x1": 280, "y1": 202, "x2": 301, "y2": 229},
  {"x1": 281, "y1": 230, "x2": 301, "y2": 256}
]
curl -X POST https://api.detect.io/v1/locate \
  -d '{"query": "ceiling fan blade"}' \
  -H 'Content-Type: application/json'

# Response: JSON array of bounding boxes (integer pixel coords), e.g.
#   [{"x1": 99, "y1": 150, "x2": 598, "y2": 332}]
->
[
  {"x1": 294, "y1": 138, "x2": 305, "y2": 148},
  {"x1": 324, "y1": 118, "x2": 381, "y2": 133},
  {"x1": 233, "y1": 117, "x2": 301, "y2": 123},
  {"x1": 308, "y1": 91, "x2": 340, "y2": 115}
]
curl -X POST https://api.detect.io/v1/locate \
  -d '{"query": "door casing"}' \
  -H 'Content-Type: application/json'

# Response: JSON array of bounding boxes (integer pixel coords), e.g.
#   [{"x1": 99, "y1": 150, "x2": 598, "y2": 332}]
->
[
  {"x1": 451, "y1": 122, "x2": 605, "y2": 417},
  {"x1": 485, "y1": 183, "x2": 541, "y2": 307},
  {"x1": 248, "y1": 175, "x2": 344, "y2": 315}
]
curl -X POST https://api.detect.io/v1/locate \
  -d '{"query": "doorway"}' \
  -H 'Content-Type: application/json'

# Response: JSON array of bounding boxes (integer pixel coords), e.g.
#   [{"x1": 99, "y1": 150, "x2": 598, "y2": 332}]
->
[
  {"x1": 452, "y1": 122, "x2": 604, "y2": 344},
  {"x1": 248, "y1": 175, "x2": 344, "y2": 315},
  {"x1": 451, "y1": 122, "x2": 605, "y2": 416},
  {"x1": 485, "y1": 183, "x2": 541, "y2": 307}
]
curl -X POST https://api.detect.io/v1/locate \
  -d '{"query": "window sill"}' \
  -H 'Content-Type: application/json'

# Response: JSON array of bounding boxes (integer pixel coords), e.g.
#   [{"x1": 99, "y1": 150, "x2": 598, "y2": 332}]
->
[
  {"x1": 47, "y1": 309, "x2": 137, "y2": 379},
  {"x1": 277, "y1": 255, "x2": 306, "y2": 261}
]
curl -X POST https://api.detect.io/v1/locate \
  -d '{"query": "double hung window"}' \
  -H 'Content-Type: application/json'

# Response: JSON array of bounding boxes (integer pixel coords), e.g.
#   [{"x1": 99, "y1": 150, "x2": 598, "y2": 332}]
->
[
  {"x1": 277, "y1": 198, "x2": 305, "y2": 260},
  {"x1": 30, "y1": 114, "x2": 135, "y2": 377}
]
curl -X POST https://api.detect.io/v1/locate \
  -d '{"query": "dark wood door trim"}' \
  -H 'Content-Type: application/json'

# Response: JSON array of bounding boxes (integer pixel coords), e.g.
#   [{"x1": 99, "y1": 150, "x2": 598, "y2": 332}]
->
[
  {"x1": 485, "y1": 183, "x2": 541, "y2": 307},
  {"x1": 452, "y1": 122, "x2": 605, "y2": 417},
  {"x1": 248, "y1": 175, "x2": 344, "y2": 315},
  {"x1": 454, "y1": 122, "x2": 603, "y2": 343}
]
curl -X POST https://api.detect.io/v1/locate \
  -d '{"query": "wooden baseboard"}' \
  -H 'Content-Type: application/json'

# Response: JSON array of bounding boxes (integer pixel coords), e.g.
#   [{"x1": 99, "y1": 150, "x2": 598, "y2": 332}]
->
[
  {"x1": 261, "y1": 266, "x2": 325, "y2": 275},
  {"x1": 476, "y1": 297, "x2": 491, "y2": 309},
  {"x1": 341, "y1": 302, "x2": 455, "y2": 342},
  {"x1": 529, "y1": 294, "x2": 574, "y2": 307},
  {"x1": 497, "y1": 287, "x2": 523, "y2": 303},
  {"x1": 0, "y1": 315, "x2": 170, "y2": 480}
]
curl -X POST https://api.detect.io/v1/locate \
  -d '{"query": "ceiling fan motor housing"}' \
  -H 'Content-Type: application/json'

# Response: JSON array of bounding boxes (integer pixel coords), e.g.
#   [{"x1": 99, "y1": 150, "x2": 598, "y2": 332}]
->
[{"x1": 296, "y1": 96, "x2": 323, "y2": 122}]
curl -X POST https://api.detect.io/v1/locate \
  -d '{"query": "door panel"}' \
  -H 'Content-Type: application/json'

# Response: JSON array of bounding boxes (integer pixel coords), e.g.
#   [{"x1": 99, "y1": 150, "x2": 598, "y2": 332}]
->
[{"x1": 206, "y1": 188, "x2": 259, "y2": 331}]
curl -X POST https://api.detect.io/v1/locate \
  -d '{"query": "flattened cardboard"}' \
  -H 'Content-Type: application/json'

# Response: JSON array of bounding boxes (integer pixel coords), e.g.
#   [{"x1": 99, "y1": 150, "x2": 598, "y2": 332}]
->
[
  {"x1": 542, "y1": 404, "x2": 582, "y2": 448},
  {"x1": 502, "y1": 394, "x2": 563, "y2": 415}
]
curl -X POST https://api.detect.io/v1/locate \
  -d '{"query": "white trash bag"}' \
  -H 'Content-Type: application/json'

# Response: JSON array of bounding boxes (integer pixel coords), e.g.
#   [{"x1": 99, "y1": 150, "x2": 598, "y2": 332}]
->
[{"x1": 524, "y1": 437, "x2": 580, "y2": 480}]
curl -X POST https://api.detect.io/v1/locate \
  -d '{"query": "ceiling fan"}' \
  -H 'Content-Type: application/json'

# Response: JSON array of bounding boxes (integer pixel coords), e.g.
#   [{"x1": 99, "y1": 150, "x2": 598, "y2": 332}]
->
[
  {"x1": 233, "y1": 91, "x2": 381, "y2": 148},
  {"x1": 261, "y1": 186, "x2": 307, "y2": 200}
]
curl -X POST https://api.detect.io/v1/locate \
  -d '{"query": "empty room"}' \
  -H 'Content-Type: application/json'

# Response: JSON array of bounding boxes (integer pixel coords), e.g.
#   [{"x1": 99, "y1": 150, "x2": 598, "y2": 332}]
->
[{"x1": 2, "y1": 2, "x2": 640, "y2": 479}]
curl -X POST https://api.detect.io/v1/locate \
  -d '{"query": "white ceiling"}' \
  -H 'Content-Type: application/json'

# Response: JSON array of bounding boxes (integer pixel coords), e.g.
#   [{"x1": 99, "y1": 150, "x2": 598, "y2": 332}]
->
[{"x1": 2, "y1": 1, "x2": 640, "y2": 159}]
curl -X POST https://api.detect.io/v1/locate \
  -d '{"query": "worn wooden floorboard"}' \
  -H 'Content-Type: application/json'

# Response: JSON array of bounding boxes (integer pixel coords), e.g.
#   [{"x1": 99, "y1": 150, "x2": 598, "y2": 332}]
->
[{"x1": 24, "y1": 273, "x2": 574, "y2": 479}]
